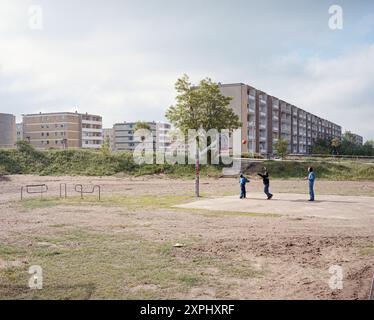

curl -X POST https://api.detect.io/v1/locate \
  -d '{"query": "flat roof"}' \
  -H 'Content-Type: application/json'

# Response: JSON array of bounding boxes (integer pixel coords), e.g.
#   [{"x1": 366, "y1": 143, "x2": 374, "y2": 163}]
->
[{"x1": 23, "y1": 112, "x2": 102, "y2": 117}]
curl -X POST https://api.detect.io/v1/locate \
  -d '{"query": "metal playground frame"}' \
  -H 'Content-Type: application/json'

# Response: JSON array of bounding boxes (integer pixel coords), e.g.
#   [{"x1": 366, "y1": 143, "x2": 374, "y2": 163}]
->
[
  {"x1": 74, "y1": 184, "x2": 101, "y2": 201},
  {"x1": 20, "y1": 184, "x2": 48, "y2": 200},
  {"x1": 20, "y1": 183, "x2": 101, "y2": 201}
]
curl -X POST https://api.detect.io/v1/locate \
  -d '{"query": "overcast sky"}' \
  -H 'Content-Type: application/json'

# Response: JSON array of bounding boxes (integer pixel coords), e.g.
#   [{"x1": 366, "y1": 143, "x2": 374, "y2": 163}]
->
[{"x1": 0, "y1": 0, "x2": 373, "y2": 140}]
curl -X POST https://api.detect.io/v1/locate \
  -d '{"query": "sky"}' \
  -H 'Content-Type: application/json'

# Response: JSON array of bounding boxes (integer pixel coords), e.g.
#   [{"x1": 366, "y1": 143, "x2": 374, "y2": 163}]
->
[{"x1": 0, "y1": 0, "x2": 373, "y2": 140}]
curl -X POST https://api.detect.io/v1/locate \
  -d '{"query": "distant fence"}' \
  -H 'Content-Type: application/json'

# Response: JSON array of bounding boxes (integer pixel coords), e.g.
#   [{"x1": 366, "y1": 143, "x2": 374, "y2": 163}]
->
[{"x1": 287, "y1": 154, "x2": 374, "y2": 161}]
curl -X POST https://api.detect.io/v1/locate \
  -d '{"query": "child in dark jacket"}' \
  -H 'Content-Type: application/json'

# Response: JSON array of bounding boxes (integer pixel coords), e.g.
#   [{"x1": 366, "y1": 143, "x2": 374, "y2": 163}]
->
[
  {"x1": 257, "y1": 167, "x2": 273, "y2": 200},
  {"x1": 239, "y1": 174, "x2": 249, "y2": 199}
]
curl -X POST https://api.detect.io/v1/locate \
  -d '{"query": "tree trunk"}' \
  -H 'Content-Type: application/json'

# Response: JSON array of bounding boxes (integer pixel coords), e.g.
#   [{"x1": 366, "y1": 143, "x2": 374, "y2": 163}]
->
[
  {"x1": 207, "y1": 136, "x2": 211, "y2": 166},
  {"x1": 195, "y1": 139, "x2": 200, "y2": 197}
]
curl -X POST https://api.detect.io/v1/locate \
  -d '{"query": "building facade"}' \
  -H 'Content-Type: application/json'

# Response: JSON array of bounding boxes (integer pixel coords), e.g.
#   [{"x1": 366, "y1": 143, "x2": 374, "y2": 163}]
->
[
  {"x1": 22, "y1": 112, "x2": 103, "y2": 149},
  {"x1": 113, "y1": 121, "x2": 171, "y2": 152},
  {"x1": 0, "y1": 113, "x2": 16, "y2": 148},
  {"x1": 219, "y1": 83, "x2": 342, "y2": 155},
  {"x1": 350, "y1": 133, "x2": 363, "y2": 146}
]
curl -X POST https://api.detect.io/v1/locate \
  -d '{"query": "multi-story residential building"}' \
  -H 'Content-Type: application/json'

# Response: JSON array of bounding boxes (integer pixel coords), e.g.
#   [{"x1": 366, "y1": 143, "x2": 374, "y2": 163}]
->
[
  {"x1": 22, "y1": 112, "x2": 103, "y2": 149},
  {"x1": 113, "y1": 121, "x2": 171, "y2": 152},
  {"x1": 80, "y1": 113, "x2": 103, "y2": 149},
  {"x1": 219, "y1": 83, "x2": 342, "y2": 155},
  {"x1": 103, "y1": 128, "x2": 115, "y2": 151},
  {"x1": 350, "y1": 133, "x2": 364, "y2": 146},
  {"x1": 0, "y1": 113, "x2": 16, "y2": 148}
]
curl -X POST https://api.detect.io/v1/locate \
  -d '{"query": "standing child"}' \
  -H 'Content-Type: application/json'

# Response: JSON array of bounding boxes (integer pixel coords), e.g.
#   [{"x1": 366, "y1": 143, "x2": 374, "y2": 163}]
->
[
  {"x1": 306, "y1": 167, "x2": 315, "y2": 201},
  {"x1": 239, "y1": 173, "x2": 249, "y2": 199},
  {"x1": 257, "y1": 167, "x2": 273, "y2": 200}
]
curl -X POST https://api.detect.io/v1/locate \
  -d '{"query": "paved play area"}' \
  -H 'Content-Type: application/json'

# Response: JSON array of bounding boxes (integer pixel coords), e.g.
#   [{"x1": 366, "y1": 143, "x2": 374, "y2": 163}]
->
[{"x1": 175, "y1": 193, "x2": 374, "y2": 220}]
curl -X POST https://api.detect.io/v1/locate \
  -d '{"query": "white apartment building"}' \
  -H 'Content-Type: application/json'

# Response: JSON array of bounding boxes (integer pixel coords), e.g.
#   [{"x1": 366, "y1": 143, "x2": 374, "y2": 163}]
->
[{"x1": 113, "y1": 121, "x2": 171, "y2": 152}]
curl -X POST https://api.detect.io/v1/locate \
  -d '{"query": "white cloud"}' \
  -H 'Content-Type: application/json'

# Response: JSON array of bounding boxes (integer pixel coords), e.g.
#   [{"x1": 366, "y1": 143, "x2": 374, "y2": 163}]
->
[{"x1": 0, "y1": 0, "x2": 373, "y2": 140}]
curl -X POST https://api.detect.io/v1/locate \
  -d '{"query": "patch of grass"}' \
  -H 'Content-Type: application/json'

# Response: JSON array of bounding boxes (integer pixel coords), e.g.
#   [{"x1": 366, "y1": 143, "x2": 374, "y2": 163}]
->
[
  {"x1": 179, "y1": 275, "x2": 202, "y2": 286},
  {"x1": 0, "y1": 244, "x2": 26, "y2": 257},
  {"x1": 20, "y1": 197, "x2": 62, "y2": 209},
  {"x1": 19, "y1": 194, "x2": 195, "y2": 211},
  {"x1": 0, "y1": 227, "x2": 263, "y2": 299},
  {"x1": 359, "y1": 244, "x2": 374, "y2": 256}
]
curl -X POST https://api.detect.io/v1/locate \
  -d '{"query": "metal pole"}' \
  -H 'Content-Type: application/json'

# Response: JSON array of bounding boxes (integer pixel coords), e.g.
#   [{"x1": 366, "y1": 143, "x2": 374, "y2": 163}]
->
[{"x1": 195, "y1": 140, "x2": 199, "y2": 198}]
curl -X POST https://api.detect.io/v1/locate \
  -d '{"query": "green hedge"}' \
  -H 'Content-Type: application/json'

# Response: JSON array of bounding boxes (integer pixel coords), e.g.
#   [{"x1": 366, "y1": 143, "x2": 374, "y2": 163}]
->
[
  {"x1": 0, "y1": 145, "x2": 373, "y2": 180},
  {"x1": 0, "y1": 147, "x2": 222, "y2": 177}
]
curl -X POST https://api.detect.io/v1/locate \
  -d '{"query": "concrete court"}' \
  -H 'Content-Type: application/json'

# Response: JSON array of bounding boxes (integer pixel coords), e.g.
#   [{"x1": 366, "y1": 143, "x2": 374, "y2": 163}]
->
[{"x1": 175, "y1": 193, "x2": 374, "y2": 220}]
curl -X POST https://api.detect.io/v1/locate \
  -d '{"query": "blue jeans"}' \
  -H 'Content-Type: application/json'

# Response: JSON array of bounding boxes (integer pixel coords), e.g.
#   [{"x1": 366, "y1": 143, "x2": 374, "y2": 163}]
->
[
  {"x1": 264, "y1": 184, "x2": 272, "y2": 198},
  {"x1": 309, "y1": 180, "x2": 315, "y2": 200},
  {"x1": 240, "y1": 185, "x2": 246, "y2": 199}
]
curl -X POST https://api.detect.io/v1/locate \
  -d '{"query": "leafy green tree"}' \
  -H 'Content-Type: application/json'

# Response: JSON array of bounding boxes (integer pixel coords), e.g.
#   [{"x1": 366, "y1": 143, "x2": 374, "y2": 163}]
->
[
  {"x1": 166, "y1": 74, "x2": 241, "y2": 197},
  {"x1": 16, "y1": 140, "x2": 35, "y2": 153},
  {"x1": 331, "y1": 138, "x2": 341, "y2": 155},
  {"x1": 274, "y1": 138, "x2": 289, "y2": 159},
  {"x1": 311, "y1": 138, "x2": 331, "y2": 155},
  {"x1": 101, "y1": 136, "x2": 111, "y2": 157}
]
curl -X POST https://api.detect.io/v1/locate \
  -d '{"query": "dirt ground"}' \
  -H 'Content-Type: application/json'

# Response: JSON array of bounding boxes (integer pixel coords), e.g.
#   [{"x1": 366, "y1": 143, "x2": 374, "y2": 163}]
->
[{"x1": 0, "y1": 174, "x2": 374, "y2": 300}]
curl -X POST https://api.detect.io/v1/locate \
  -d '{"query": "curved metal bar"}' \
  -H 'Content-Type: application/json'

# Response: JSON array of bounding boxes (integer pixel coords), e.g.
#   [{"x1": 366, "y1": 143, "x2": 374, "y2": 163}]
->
[
  {"x1": 21, "y1": 184, "x2": 48, "y2": 200},
  {"x1": 74, "y1": 184, "x2": 101, "y2": 200},
  {"x1": 26, "y1": 184, "x2": 48, "y2": 194}
]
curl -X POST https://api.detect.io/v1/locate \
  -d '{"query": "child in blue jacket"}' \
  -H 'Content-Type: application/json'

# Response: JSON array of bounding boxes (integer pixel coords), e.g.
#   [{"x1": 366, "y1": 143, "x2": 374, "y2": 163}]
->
[
  {"x1": 239, "y1": 174, "x2": 249, "y2": 199},
  {"x1": 307, "y1": 167, "x2": 315, "y2": 201}
]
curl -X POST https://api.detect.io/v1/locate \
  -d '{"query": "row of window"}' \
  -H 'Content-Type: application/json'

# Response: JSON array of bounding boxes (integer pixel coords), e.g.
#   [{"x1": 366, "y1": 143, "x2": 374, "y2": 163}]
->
[
  {"x1": 41, "y1": 132, "x2": 66, "y2": 137},
  {"x1": 41, "y1": 124, "x2": 65, "y2": 129}
]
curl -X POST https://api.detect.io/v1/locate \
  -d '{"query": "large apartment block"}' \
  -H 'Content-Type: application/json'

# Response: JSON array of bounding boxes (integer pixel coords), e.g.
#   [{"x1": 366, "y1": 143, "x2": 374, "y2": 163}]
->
[
  {"x1": 113, "y1": 121, "x2": 171, "y2": 152},
  {"x1": 0, "y1": 113, "x2": 16, "y2": 148},
  {"x1": 22, "y1": 112, "x2": 103, "y2": 149},
  {"x1": 350, "y1": 133, "x2": 364, "y2": 146},
  {"x1": 219, "y1": 83, "x2": 342, "y2": 155}
]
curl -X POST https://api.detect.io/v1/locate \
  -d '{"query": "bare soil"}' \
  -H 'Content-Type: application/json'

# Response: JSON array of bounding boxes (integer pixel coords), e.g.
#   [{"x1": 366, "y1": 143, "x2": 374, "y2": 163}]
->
[{"x1": 0, "y1": 175, "x2": 373, "y2": 300}]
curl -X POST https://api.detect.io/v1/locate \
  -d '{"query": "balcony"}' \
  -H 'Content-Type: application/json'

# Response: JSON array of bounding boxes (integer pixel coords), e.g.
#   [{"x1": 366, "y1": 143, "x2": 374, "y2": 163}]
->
[{"x1": 281, "y1": 126, "x2": 291, "y2": 133}]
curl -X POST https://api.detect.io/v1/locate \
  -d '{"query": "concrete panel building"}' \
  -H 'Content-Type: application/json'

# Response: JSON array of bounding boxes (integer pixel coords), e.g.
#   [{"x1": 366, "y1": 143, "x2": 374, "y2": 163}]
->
[
  {"x1": 350, "y1": 133, "x2": 364, "y2": 146},
  {"x1": 0, "y1": 113, "x2": 16, "y2": 148},
  {"x1": 22, "y1": 112, "x2": 103, "y2": 149},
  {"x1": 219, "y1": 83, "x2": 342, "y2": 156},
  {"x1": 113, "y1": 121, "x2": 171, "y2": 152}
]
